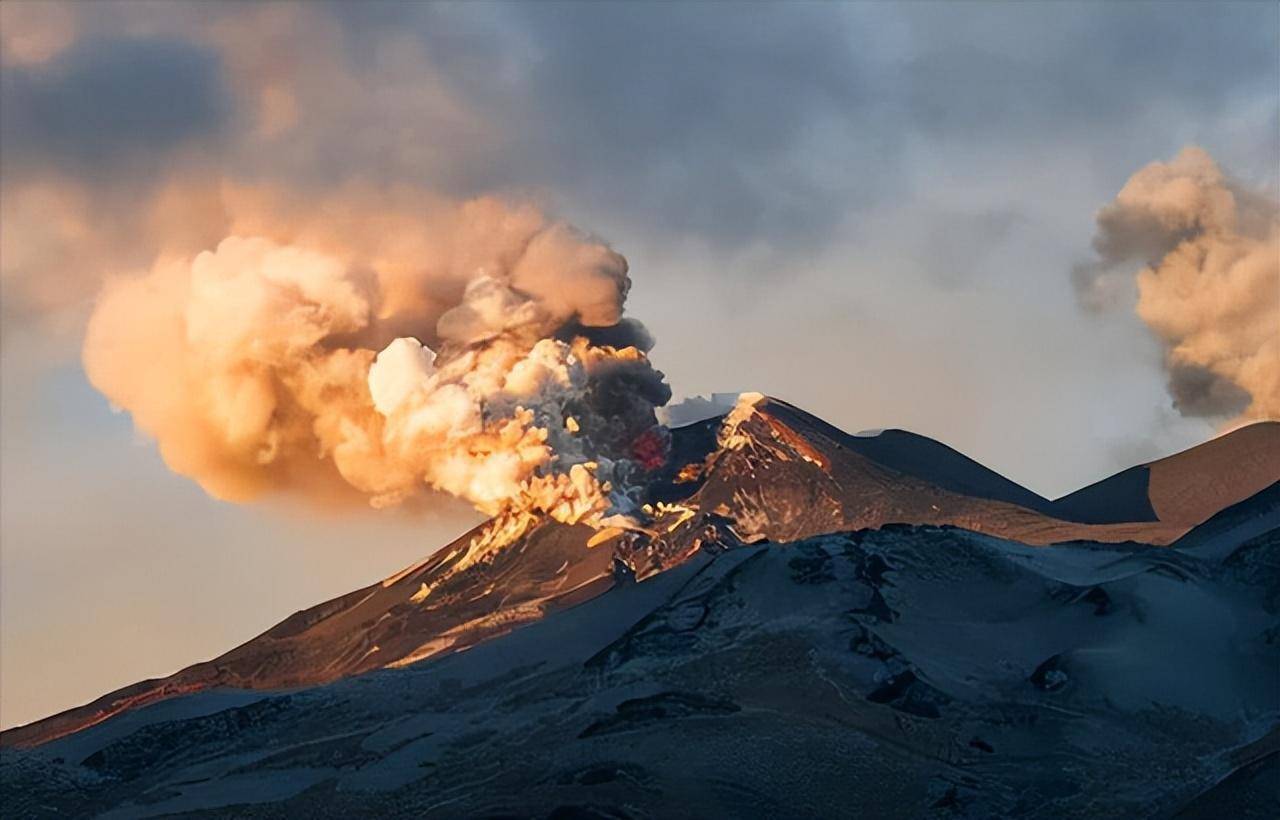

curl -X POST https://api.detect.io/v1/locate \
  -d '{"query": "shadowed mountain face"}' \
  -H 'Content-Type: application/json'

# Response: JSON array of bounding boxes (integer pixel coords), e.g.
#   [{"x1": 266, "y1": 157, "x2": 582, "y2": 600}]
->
[
  {"x1": 1173, "y1": 481, "x2": 1280, "y2": 558},
  {"x1": 4, "y1": 521, "x2": 1277, "y2": 818},
  {"x1": 1053, "y1": 421, "x2": 1280, "y2": 527},
  {"x1": 2, "y1": 398, "x2": 1276, "y2": 757}
]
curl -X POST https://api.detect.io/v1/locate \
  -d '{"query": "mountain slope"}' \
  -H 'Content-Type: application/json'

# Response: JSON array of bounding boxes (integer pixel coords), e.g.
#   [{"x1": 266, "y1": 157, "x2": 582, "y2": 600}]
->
[
  {"x1": 765, "y1": 400, "x2": 1066, "y2": 518},
  {"x1": 1053, "y1": 421, "x2": 1280, "y2": 527},
  {"x1": 1174, "y1": 482, "x2": 1280, "y2": 567},
  {"x1": 679, "y1": 396, "x2": 1191, "y2": 547},
  {"x1": 0, "y1": 518, "x2": 609, "y2": 749},
  {"x1": 768, "y1": 400, "x2": 1280, "y2": 529},
  {"x1": 4, "y1": 396, "x2": 1272, "y2": 750},
  {"x1": 5, "y1": 522, "x2": 1276, "y2": 818}
]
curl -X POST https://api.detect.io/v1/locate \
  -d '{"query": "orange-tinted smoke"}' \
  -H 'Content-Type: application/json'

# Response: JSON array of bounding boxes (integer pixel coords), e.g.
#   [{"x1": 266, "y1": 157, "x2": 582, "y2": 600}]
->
[
  {"x1": 1076, "y1": 147, "x2": 1279, "y2": 423},
  {"x1": 81, "y1": 185, "x2": 668, "y2": 522}
]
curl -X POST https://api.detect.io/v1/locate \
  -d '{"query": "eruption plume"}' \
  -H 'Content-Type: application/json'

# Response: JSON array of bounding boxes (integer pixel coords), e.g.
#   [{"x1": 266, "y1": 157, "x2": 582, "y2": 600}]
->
[
  {"x1": 83, "y1": 191, "x2": 671, "y2": 526},
  {"x1": 1074, "y1": 147, "x2": 1280, "y2": 423}
]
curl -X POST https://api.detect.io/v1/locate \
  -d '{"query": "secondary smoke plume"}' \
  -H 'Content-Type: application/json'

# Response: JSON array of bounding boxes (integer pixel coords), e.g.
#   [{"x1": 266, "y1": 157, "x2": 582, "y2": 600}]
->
[
  {"x1": 1074, "y1": 147, "x2": 1279, "y2": 423},
  {"x1": 83, "y1": 189, "x2": 671, "y2": 526}
]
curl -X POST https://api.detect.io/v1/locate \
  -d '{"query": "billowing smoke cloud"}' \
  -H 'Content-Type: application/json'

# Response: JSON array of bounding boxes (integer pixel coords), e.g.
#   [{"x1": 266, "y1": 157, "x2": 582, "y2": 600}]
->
[
  {"x1": 1074, "y1": 147, "x2": 1279, "y2": 422},
  {"x1": 83, "y1": 189, "x2": 671, "y2": 525}
]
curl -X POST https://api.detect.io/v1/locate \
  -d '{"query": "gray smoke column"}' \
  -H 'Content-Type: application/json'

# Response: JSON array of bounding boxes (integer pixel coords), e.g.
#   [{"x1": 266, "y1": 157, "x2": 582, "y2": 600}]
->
[
  {"x1": 1074, "y1": 147, "x2": 1279, "y2": 423},
  {"x1": 83, "y1": 190, "x2": 671, "y2": 525}
]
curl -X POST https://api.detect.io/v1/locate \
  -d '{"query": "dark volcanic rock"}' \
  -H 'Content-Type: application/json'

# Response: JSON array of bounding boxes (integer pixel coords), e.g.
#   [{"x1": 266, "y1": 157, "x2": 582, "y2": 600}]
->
[
  {"x1": 4, "y1": 397, "x2": 1278, "y2": 819},
  {"x1": 4, "y1": 524, "x2": 1276, "y2": 818}
]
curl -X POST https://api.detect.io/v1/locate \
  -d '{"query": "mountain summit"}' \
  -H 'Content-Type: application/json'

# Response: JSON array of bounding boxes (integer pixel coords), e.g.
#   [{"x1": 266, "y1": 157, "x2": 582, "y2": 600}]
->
[{"x1": 3, "y1": 398, "x2": 1277, "y2": 818}]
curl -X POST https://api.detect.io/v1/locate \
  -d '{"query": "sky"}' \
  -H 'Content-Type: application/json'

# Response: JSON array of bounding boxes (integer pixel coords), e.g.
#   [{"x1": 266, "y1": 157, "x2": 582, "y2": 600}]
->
[{"x1": 1, "y1": 1, "x2": 1277, "y2": 729}]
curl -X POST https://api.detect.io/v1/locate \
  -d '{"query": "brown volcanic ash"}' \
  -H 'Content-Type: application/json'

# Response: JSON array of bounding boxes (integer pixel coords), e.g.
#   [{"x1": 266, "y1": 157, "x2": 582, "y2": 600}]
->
[
  {"x1": 82, "y1": 191, "x2": 670, "y2": 525},
  {"x1": 1074, "y1": 147, "x2": 1279, "y2": 423},
  {"x1": 7, "y1": 395, "x2": 1275, "y2": 749}
]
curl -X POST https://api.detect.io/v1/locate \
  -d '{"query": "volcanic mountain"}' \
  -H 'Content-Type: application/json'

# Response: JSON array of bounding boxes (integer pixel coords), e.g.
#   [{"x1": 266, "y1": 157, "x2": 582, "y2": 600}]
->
[
  {"x1": 2, "y1": 397, "x2": 1277, "y2": 818},
  {"x1": 3, "y1": 397, "x2": 1275, "y2": 753}
]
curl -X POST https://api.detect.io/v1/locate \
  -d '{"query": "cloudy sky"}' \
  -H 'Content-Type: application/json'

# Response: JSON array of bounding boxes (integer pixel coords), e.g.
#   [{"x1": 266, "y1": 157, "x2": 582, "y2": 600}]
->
[{"x1": 1, "y1": 1, "x2": 1276, "y2": 728}]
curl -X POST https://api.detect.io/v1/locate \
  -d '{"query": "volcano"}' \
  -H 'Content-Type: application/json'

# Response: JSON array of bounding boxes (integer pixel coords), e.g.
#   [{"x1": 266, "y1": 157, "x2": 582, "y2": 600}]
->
[{"x1": 3, "y1": 397, "x2": 1277, "y2": 818}]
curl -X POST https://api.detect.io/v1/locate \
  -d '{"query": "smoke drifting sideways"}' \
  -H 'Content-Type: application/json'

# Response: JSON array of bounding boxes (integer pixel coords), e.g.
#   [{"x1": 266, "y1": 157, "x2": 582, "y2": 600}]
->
[
  {"x1": 82, "y1": 191, "x2": 672, "y2": 528},
  {"x1": 1074, "y1": 147, "x2": 1279, "y2": 424}
]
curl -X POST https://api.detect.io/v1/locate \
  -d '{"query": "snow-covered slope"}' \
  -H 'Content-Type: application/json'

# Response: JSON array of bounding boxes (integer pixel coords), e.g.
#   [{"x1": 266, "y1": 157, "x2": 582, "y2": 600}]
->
[
  {"x1": 4, "y1": 521, "x2": 1276, "y2": 818},
  {"x1": 1174, "y1": 482, "x2": 1280, "y2": 560},
  {"x1": 5, "y1": 398, "x2": 1273, "y2": 751}
]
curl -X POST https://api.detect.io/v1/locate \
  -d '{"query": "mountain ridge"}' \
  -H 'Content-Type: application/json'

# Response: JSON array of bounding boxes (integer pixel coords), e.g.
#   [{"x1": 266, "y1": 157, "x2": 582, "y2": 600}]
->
[
  {"x1": 1053, "y1": 420, "x2": 1280, "y2": 526},
  {"x1": 5, "y1": 518, "x2": 1276, "y2": 817},
  {"x1": 3, "y1": 397, "x2": 1276, "y2": 750}
]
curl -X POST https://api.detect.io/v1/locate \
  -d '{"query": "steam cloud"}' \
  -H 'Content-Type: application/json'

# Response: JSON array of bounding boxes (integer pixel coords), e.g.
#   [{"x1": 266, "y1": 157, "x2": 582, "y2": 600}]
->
[
  {"x1": 83, "y1": 190, "x2": 671, "y2": 525},
  {"x1": 1074, "y1": 147, "x2": 1279, "y2": 423}
]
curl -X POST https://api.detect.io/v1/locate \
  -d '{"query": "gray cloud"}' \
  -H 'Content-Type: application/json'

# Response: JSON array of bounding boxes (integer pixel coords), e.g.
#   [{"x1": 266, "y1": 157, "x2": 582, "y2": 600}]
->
[
  {"x1": 892, "y1": 2, "x2": 1277, "y2": 135},
  {"x1": 502, "y1": 3, "x2": 882, "y2": 247},
  {"x1": 317, "y1": 2, "x2": 887, "y2": 250},
  {"x1": 1, "y1": 1, "x2": 1276, "y2": 419},
  {"x1": 9, "y1": 1, "x2": 1273, "y2": 266},
  {"x1": 406, "y1": 1, "x2": 1273, "y2": 260},
  {"x1": 1, "y1": 36, "x2": 231, "y2": 178}
]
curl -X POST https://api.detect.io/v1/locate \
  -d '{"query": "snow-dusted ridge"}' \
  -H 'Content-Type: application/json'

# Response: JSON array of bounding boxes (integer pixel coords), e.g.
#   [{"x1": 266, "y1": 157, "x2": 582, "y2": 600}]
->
[
  {"x1": 3, "y1": 399, "x2": 1278, "y2": 816},
  {"x1": 5, "y1": 515, "x2": 1276, "y2": 817}
]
